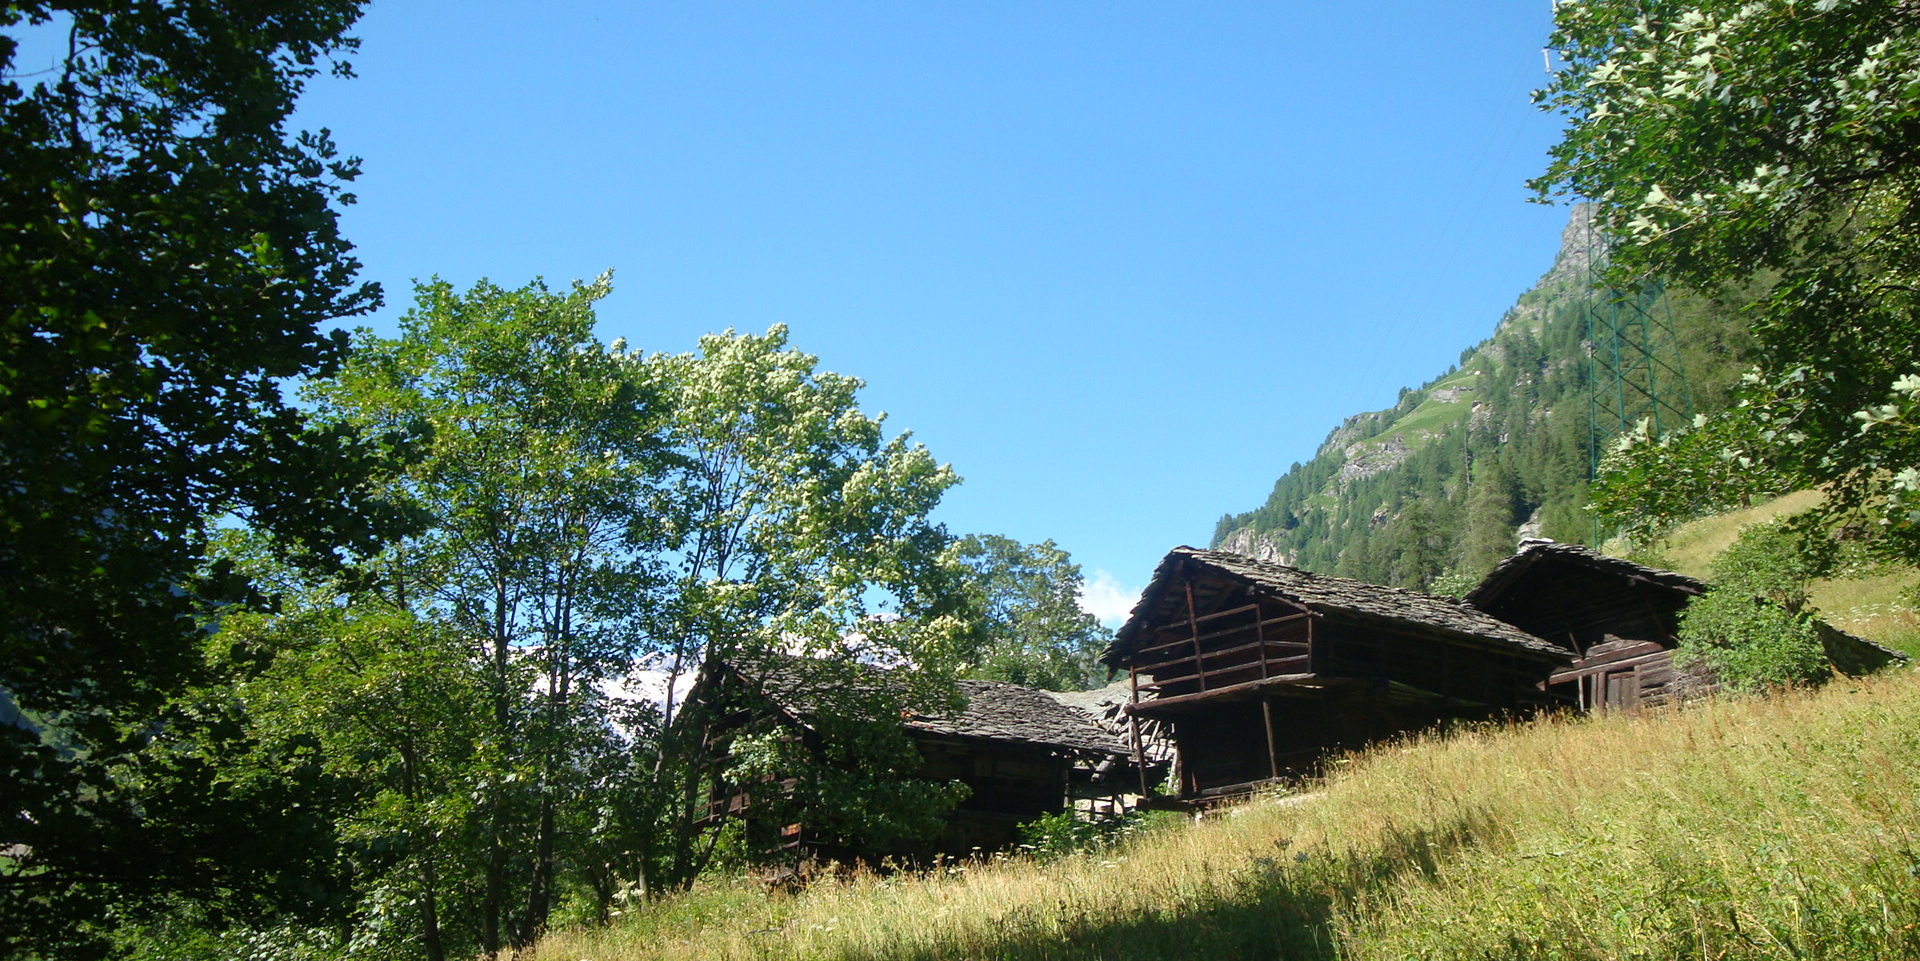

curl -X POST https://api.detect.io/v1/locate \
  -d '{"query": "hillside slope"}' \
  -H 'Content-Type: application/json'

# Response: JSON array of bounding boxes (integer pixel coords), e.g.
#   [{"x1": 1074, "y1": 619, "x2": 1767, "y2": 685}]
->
[
  {"x1": 1636, "y1": 490, "x2": 1920, "y2": 656},
  {"x1": 535, "y1": 665, "x2": 1920, "y2": 961},
  {"x1": 1212, "y1": 206, "x2": 1752, "y2": 589}
]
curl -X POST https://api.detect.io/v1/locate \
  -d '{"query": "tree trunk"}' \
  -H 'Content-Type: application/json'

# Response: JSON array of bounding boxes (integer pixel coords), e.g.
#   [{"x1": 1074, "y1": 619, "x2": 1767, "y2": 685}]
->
[{"x1": 401, "y1": 741, "x2": 446, "y2": 961}]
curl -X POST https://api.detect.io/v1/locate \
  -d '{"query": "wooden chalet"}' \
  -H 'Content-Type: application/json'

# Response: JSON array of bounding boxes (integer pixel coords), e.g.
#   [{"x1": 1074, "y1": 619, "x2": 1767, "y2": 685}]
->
[
  {"x1": 1465, "y1": 539, "x2": 1707, "y2": 710},
  {"x1": 696, "y1": 653, "x2": 1144, "y2": 859},
  {"x1": 1102, "y1": 547, "x2": 1572, "y2": 801},
  {"x1": 1467, "y1": 539, "x2": 1907, "y2": 711}
]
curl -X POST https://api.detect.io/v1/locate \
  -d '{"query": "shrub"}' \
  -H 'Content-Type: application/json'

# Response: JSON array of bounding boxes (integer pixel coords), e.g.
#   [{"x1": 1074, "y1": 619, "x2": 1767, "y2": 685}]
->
[
  {"x1": 1676, "y1": 589, "x2": 1829, "y2": 692},
  {"x1": 1015, "y1": 809, "x2": 1178, "y2": 862},
  {"x1": 1674, "y1": 516, "x2": 1837, "y2": 692}
]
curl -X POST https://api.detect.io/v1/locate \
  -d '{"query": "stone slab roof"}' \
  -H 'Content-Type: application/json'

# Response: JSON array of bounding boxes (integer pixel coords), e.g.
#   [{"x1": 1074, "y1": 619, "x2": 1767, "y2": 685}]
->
[
  {"x1": 721, "y1": 652, "x2": 1132, "y2": 758},
  {"x1": 1107, "y1": 547, "x2": 1572, "y2": 665},
  {"x1": 912, "y1": 679, "x2": 1134, "y2": 757},
  {"x1": 1466, "y1": 538, "x2": 1704, "y2": 608},
  {"x1": 1045, "y1": 681, "x2": 1175, "y2": 763}
]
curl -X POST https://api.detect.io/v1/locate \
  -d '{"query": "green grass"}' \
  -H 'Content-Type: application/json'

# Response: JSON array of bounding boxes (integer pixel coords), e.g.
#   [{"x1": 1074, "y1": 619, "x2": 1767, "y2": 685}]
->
[
  {"x1": 1810, "y1": 567, "x2": 1920, "y2": 657},
  {"x1": 532, "y1": 669, "x2": 1920, "y2": 961},
  {"x1": 1371, "y1": 374, "x2": 1481, "y2": 445}
]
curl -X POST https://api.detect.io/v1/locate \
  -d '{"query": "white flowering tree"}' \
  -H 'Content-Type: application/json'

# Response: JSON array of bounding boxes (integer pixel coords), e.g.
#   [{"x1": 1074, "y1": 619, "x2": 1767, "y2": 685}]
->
[
  {"x1": 636, "y1": 325, "x2": 971, "y2": 891},
  {"x1": 1589, "y1": 409, "x2": 1795, "y2": 543},
  {"x1": 1535, "y1": 0, "x2": 1920, "y2": 555}
]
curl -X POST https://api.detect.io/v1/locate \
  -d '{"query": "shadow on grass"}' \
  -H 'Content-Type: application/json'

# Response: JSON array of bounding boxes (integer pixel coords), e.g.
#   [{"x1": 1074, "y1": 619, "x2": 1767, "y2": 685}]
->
[{"x1": 830, "y1": 808, "x2": 1500, "y2": 961}]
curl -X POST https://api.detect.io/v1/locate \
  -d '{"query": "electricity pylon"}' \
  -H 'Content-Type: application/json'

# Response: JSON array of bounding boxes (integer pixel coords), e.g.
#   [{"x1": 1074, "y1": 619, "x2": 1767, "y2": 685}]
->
[{"x1": 1584, "y1": 214, "x2": 1693, "y2": 540}]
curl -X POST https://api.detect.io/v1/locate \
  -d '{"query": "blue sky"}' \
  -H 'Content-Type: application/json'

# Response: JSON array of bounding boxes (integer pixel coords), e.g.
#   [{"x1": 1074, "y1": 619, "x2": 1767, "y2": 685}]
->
[{"x1": 287, "y1": 1, "x2": 1573, "y2": 623}]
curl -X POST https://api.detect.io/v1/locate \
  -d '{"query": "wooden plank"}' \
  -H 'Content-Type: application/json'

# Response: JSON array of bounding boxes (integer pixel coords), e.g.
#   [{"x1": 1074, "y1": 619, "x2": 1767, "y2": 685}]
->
[
  {"x1": 1255, "y1": 601, "x2": 1270, "y2": 679},
  {"x1": 1306, "y1": 611, "x2": 1317, "y2": 675},
  {"x1": 1140, "y1": 655, "x2": 1310, "y2": 690},
  {"x1": 1549, "y1": 649, "x2": 1671, "y2": 684},
  {"x1": 1128, "y1": 664, "x2": 1149, "y2": 796},
  {"x1": 1132, "y1": 640, "x2": 1309, "y2": 673},
  {"x1": 1261, "y1": 697, "x2": 1280, "y2": 780},
  {"x1": 1133, "y1": 613, "x2": 1312, "y2": 656},
  {"x1": 1566, "y1": 641, "x2": 1669, "y2": 671},
  {"x1": 1194, "y1": 775, "x2": 1287, "y2": 799},
  {"x1": 1151, "y1": 602, "x2": 1259, "y2": 633},
  {"x1": 1127, "y1": 672, "x2": 1318, "y2": 714},
  {"x1": 1185, "y1": 579, "x2": 1207, "y2": 692}
]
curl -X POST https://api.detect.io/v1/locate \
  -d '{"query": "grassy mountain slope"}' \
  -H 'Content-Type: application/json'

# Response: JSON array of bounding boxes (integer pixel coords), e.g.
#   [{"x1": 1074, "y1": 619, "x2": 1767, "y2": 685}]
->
[
  {"x1": 1632, "y1": 490, "x2": 1920, "y2": 657},
  {"x1": 534, "y1": 665, "x2": 1920, "y2": 961},
  {"x1": 1212, "y1": 206, "x2": 1753, "y2": 589}
]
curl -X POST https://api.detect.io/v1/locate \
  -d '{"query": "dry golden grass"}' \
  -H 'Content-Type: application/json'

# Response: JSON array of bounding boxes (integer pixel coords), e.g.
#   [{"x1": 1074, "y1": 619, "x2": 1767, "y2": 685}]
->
[
  {"x1": 531, "y1": 670, "x2": 1920, "y2": 961},
  {"x1": 1655, "y1": 489, "x2": 1824, "y2": 578},
  {"x1": 1630, "y1": 489, "x2": 1920, "y2": 655}
]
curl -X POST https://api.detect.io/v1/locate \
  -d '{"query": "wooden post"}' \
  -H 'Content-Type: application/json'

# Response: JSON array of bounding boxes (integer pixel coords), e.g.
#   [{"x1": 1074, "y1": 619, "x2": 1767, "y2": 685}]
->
[
  {"x1": 1254, "y1": 602, "x2": 1270, "y2": 680},
  {"x1": 1184, "y1": 579, "x2": 1207, "y2": 691},
  {"x1": 1128, "y1": 665, "x2": 1150, "y2": 796},
  {"x1": 1305, "y1": 614, "x2": 1316, "y2": 676},
  {"x1": 1261, "y1": 697, "x2": 1280, "y2": 780}
]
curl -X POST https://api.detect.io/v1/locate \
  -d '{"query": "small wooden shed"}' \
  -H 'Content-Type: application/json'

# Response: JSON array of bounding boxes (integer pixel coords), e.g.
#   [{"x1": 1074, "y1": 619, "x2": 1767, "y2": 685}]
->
[
  {"x1": 1102, "y1": 547, "x2": 1572, "y2": 801},
  {"x1": 1465, "y1": 540, "x2": 1707, "y2": 710},
  {"x1": 695, "y1": 653, "x2": 1142, "y2": 859},
  {"x1": 1467, "y1": 539, "x2": 1907, "y2": 710}
]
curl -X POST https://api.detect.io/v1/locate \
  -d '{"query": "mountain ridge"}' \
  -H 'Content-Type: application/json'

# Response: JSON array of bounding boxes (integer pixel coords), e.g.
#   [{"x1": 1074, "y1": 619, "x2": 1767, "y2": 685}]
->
[{"x1": 1210, "y1": 205, "x2": 1749, "y2": 589}]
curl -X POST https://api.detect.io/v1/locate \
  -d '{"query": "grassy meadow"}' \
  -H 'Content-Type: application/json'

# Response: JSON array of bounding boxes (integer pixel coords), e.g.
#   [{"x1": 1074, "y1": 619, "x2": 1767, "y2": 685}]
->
[
  {"x1": 1637, "y1": 490, "x2": 1920, "y2": 657},
  {"x1": 533, "y1": 667, "x2": 1920, "y2": 961},
  {"x1": 529, "y1": 503, "x2": 1920, "y2": 961}
]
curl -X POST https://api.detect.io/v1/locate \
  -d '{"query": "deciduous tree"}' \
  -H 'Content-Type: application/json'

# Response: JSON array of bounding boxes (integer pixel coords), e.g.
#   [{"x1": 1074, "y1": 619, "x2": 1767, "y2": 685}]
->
[
  {"x1": 1535, "y1": 0, "x2": 1920, "y2": 553},
  {"x1": 943, "y1": 534, "x2": 1108, "y2": 691},
  {"x1": 639, "y1": 325, "x2": 966, "y2": 891},
  {"x1": 1676, "y1": 518, "x2": 1834, "y2": 691},
  {"x1": 0, "y1": 3, "x2": 385, "y2": 953},
  {"x1": 309, "y1": 274, "x2": 668, "y2": 952}
]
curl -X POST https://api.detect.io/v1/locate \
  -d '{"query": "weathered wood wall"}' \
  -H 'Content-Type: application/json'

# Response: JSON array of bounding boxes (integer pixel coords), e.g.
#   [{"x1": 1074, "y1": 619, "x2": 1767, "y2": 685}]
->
[{"x1": 1480, "y1": 566, "x2": 1689, "y2": 657}]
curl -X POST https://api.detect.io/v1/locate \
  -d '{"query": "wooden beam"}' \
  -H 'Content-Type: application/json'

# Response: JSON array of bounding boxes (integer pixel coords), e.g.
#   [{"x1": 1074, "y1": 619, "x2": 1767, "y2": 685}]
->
[
  {"x1": 1139, "y1": 655, "x2": 1310, "y2": 691},
  {"x1": 1306, "y1": 611, "x2": 1317, "y2": 675},
  {"x1": 1149, "y1": 602, "x2": 1261, "y2": 633},
  {"x1": 1261, "y1": 697, "x2": 1280, "y2": 780},
  {"x1": 1550, "y1": 648, "x2": 1671, "y2": 683},
  {"x1": 1128, "y1": 665, "x2": 1149, "y2": 796},
  {"x1": 1125, "y1": 672, "x2": 1318, "y2": 714},
  {"x1": 1184, "y1": 579, "x2": 1207, "y2": 692},
  {"x1": 1133, "y1": 612, "x2": 1312, "y2": 656},
  {"x1": 1132, "y1": 640, "x2": 1309, "y2": 674},
  {"x1": 1255, "y1": 601, "x2": 1270, "y2": 680}
]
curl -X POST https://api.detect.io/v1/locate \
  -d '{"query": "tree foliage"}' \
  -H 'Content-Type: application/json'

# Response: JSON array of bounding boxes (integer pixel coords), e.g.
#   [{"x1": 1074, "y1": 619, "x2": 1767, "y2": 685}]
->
[
  {"x1": 301, "y1": 274, "x2": 670, "y2": 955},
  {"x1": 1589, "y1": 407, "x2": 1794, "y2": 543},
  {"x1": 643, "y1": 325, "x2": 961, "y2": 698},
  {"x1": 0, "y1": 3, "x2": 386, "y2": 954},
  {"x1": 218, "y1": 603, "x2": 491, "y2": 961},
  {"x1": 639, "y1": 324, "x2": 966, "y2": 892},
  {"x1": 1676, "y1": 591, "x2": 1829, "y2": 692},
  {"x1": 203, "y1": 293, "x2": 973, "y2": 952},
  {"x1": 1534, "y1": 0, "x2": 1920, "y2": 555},
  {"x1": 943, "y1": 534, "x2": 1108, "y2": 691},
  {"x1": 719, "y1": 658, "x2": 969, "y2": 863}
]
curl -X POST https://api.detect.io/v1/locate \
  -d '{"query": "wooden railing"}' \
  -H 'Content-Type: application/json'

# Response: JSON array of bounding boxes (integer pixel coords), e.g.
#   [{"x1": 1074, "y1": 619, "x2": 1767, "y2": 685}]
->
[{"x1": 1134, "y1": 604, "x2": 1314, "y2": 695}]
